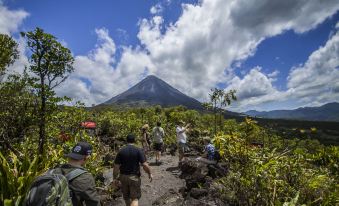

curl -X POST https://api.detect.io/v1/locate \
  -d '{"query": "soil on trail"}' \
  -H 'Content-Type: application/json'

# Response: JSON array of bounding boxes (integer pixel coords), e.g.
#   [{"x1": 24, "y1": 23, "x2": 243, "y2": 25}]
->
[{"x1": 106, "y1": 154, "x2": 185, "y2": 206}]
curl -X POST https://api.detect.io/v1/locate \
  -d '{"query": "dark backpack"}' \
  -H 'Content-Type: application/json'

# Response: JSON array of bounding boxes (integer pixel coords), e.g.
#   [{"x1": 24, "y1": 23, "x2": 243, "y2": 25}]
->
[
  {"x1": 214, "y1": 150, "x2": 222, "y2": 162},
  {"x1": 24, "y1": 168, "x2": 87, "y2": 206}
]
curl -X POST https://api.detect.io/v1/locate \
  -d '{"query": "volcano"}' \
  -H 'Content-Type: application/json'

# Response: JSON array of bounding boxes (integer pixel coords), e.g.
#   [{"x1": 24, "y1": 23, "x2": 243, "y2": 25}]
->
[{"x1": 101, "y1": 75, "x2": 203, "y2": 110}]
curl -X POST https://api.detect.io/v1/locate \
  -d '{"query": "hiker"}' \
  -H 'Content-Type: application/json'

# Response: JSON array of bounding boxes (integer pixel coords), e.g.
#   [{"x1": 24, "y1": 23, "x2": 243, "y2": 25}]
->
[
  {"x1": 176, "y1": 120, "x2": 190, "y2": 162},
  {"x1": 141, "y1": 124, "x2": 151, "y2": 154},
  {"x1": 25, "y1": 142, "x2": 100, "y2": 206},
  {"x1": 113, "y1": 134, "x2": 153, "y2": 206},
  {"x1": 152, "y1": 121, "x2": 165, "y2": 164},
  {"x1": 61, "y1": 142, "x2": 100, "y2": 205},
  {"x1": 202, "y1": 137, "x2": 215, "y2": 161}
]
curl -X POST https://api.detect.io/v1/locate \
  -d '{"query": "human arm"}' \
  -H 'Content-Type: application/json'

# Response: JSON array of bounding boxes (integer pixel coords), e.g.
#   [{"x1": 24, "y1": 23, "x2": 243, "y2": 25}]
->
[
  {"x1": 139, "y1": 149, "x2": 152, "y2": 181},
  {"x1": 112, "y1": 163, "x2": 121, "y2": 187},
  {"x1": 113, "y1": 152, "x2": 121, "y2": 186},
  {"x1": 113, "y1": 164, "x2": 120, "y2": 180},
  {"x1": 71, "y1": 173, "x2": 101, "y2": 206},
  {"x1": 185, "y1": 123, "x2": 191, "y2": 129},
  {"x1": 176, "y1": 126, "x2": 186, "y2": 134}
]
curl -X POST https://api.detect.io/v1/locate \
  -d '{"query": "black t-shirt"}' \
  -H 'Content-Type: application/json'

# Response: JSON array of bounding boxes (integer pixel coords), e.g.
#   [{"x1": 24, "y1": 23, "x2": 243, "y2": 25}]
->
[{"x1": 114, "y1": 144, "x2": 146, "y2": 176}]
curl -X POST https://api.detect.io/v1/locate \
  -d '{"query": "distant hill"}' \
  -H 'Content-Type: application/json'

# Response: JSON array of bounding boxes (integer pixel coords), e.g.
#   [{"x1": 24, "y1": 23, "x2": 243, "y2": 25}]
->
[
  {"x1": 245, "y1": 102, "x2": 339, "y2": 122},
  {"x1": 100, "y1": 75, "x2": 203, "y2": 110}
]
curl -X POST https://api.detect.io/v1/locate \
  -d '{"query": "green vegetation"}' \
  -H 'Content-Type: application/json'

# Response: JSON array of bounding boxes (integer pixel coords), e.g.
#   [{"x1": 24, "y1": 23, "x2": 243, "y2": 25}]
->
[{"x1": 0, "y1": 29, "x2": 338, "y2": 206}]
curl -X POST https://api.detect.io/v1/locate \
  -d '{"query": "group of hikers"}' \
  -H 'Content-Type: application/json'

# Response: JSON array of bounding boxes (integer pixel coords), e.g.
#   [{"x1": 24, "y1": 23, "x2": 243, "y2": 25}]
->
[{"x1": 24, "y1": 120, "x2": 217, "y2": 206}]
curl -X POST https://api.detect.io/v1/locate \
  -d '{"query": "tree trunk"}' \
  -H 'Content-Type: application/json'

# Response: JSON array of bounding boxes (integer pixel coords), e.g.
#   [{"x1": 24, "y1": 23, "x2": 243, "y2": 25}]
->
[
  {"x1": 38, "y1": 74, "x2": 46, "y2": 157},
  {"x1": 214, "y1": 100, "x2": 217, "y2": 135}
]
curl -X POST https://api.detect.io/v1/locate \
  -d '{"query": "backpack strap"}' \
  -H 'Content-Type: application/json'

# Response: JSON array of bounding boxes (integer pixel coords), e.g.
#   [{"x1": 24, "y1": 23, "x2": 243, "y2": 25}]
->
[{"x1": 65, "y1": 168, "x2": 87, "y2": 181}]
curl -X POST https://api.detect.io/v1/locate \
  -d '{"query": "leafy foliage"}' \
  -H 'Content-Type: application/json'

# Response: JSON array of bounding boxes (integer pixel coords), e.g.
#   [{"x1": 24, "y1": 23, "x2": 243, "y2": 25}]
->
[
  {"x1": 0, "y1": 34, "x2": 19, "y2": 77},
  {"x1": 0, "y1": 27, "x2": 337, "y2": 206}
]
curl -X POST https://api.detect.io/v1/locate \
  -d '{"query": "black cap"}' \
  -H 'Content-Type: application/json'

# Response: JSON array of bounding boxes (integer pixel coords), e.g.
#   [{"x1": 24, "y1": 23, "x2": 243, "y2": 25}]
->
[
  {"x1": 126, "y1": 134, "x2": 136, "y2": 143},
  {"x1": 65, "y1": 142, "x2": 92, "y2": 160}
]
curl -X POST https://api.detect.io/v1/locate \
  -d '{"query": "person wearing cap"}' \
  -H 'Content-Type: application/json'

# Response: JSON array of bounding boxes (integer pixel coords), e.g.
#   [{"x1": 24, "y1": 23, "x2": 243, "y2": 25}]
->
[
  {"x1": 202, "y1": 137, "x2": 215, "y2": 161},
  {"x1": 176, "y1": 120, "x2": 190, "y2": 162},
  {"x1": 113, "y1": 134, "x2": 153, "y2": 206},
  {"x1": 60, "y1": 142, "x2": 101, "y2": 206}
]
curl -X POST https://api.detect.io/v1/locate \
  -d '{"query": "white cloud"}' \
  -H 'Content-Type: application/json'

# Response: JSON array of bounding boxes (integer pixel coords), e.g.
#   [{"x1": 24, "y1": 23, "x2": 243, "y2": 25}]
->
[
  {"x1": 150, "y1": 4, "x2": 163, "y2": 15},
  {"x1": 6, "y1": 37, "x2": 29, "y2": 75},
  {"x1": 267, "y1": 70, "x2": 279, "y2": 78},
  {"x1": 55, "y1": 28, "x2": 154, "y2": 105},
  {"x1": 227, "y1": 67, "x2": 277, "y2": 99},
  {"x1": 229, "y1": 28, "x2": 339, "y2": 111},
  {"x1": 0, "y1": 4, "x2": 29, "y2": 78},
  {"x1": 136, "y1": 0, "x2": 339, "y2": 103},
  {"x1": 225, "y1": 67, "x2": 286, "y2": 111},
  {"x1": 286, "y1": 29, "x2": 339, "y2": 106},
  {"x1": 0, "y1": 4, "x2": 29, "y2": 35},
  {"x1": 56, "y1": 0, "x2": 339, "y2": 109}
]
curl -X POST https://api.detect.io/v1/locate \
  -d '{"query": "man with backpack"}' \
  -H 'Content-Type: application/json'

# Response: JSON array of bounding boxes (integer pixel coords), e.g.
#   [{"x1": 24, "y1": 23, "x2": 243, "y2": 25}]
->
[
  {"x1": 152, "y1": 121, "x2": 165, "y2": 165},
  {"x1": 25, "y1": 142, "x2": 101, "y2": 206},
  {"x1": 113, "y1": 134, "x2": 153, "y2": 206}
]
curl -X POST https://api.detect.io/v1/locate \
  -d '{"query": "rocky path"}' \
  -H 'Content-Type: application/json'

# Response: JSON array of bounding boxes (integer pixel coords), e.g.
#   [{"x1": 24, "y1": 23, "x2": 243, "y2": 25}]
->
[{"x1": 106, "y1": 154, "x2": 185, "y2": 206}]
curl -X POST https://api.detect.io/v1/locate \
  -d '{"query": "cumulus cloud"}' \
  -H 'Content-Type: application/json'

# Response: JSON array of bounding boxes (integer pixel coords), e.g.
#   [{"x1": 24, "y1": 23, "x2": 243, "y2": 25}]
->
[
  {"x1": 228, "y1": 28, "x2": 339, "y2": 111},
  {"x1": 57, "y1": 0, "x2": 339, "y2": 108},
  {"x1": 227, "y1": 67, "x2": 277, "y2": 99},
  {"x1": 0, "y1": 4, "x2": 29, "y2": 77},
  {"x1": 225, "y1": 67, "x2": 287, "y2": 111},
  {"x1": 0, "y1": 4, "x2": 29, "y2": 34},
  {"x1": 230, "y1": 0, "x2": 339, "y2": 35},
  {"x1": 136, "y1": 0, "x2": 339, "y2": 103},
  {"x1": 55, "y1": 28, "x2": 154, "y2": 105},
  {"x1": 286, "y1": 29, "x2": 339, "y2": 105},
  {"x1": 150, "y1": 4, "x2": 163, "y2": 15}
]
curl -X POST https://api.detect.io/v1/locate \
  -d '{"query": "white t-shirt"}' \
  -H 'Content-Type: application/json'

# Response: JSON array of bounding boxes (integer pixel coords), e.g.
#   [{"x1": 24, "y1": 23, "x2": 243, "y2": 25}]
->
[{"x1": 176, "y1": 126, "x2": 187, "y2": 143}]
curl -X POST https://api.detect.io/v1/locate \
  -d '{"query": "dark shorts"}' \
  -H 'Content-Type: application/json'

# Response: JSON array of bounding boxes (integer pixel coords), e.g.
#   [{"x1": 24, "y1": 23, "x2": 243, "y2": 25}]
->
[
  {"x1": 119, "y1": 174, "x2": 141, "y2": 200},
  {"x1": 153, "y1": 142, "x2": 163, "y2": 151},
  {"x1": 178, "y1": 142, "x2": 188, "y2": 155}
]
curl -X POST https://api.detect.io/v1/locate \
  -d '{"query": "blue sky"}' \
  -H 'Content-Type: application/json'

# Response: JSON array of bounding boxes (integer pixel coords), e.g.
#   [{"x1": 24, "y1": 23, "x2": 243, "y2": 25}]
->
[{"x1": 1, "y1": 0, "x2": 339, "y2": 111}]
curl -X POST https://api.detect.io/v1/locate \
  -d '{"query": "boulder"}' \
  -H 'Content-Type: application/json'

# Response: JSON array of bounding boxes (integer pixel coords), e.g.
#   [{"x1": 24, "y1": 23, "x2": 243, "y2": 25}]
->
[
  {"x1": 180, "y1": 158, "x2": 209, "y2": 190},
  {"x1": 189, "y1": 188, "x2": 208, "y2": 199}
]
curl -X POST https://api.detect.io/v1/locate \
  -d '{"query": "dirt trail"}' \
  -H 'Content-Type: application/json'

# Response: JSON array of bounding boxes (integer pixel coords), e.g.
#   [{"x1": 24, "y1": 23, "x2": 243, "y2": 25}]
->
[{"x1": 106, "y1": 154, "x2": 185, "y2": 206}]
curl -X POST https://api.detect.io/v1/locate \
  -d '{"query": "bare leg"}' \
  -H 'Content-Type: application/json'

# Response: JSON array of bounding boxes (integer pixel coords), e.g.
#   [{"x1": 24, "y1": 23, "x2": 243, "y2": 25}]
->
[
  {"x1": 156, "y1": 151, "x2": 160, "y2": 162},
  {"x1": 130, "y1": 199, "x2": 138, "y2": 206},
  {"x1": 124, "y1": 199, "x2": 131, "y2": 206},
  {"x1": 179, "y1": 152, "x2": 184, "y2": 162}
]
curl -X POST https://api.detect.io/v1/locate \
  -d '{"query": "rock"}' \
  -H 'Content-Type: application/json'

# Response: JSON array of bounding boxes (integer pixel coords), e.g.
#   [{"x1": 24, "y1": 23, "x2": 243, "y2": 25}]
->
[
  {"x1": 183, "y1": 197, "x2": 214, "y2": 206},
  {"x1": 208, "y1": 163, "x2": 228, "y2": 178},
  {"x1": 169, "y1": 143, "x2": 177, "y2": 156},
  {"x1": 180, "y1": 158, "x2": 209, "y2": 190},
  {"x1": 152, "y1": 188, "x2": 183, "y2": 205},
  {"x1": 190, "y1": 188, "x2": 208, "y2": 199}
]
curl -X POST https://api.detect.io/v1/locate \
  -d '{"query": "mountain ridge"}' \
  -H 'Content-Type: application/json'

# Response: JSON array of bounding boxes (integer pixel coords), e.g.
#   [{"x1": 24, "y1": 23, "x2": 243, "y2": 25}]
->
[{"x1": 245, "y1": 102, "x2": 339, "y2": 122}]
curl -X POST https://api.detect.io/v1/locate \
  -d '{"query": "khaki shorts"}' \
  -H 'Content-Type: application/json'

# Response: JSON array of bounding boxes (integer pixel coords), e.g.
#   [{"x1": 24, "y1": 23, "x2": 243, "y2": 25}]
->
[
  {"x1": 119, "y1": 174, "x2": 141, "y2": 200},
  {"x1": 178, "y1": 142, "x2": 188, "y2": 155}
]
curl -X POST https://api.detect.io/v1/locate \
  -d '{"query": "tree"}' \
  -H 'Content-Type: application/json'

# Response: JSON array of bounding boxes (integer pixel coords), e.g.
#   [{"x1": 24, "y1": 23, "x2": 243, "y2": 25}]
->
[
  {"x1": 208, "y1": 88, "x2": 237, "y2": 135},
  {"x1": 21, "y1": 28, "x2": 74, "y2": 156},
  {"x1": 0, "y1": 34, "x2": 19, "y2": 79},
  {"x1": 0, "y1": 73, "x2": 37, "y2": 156}
]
